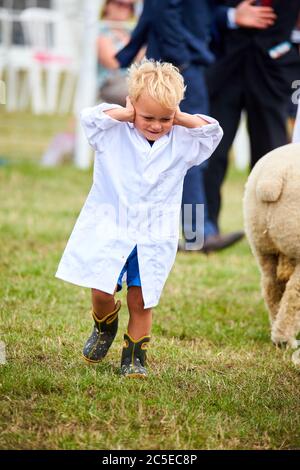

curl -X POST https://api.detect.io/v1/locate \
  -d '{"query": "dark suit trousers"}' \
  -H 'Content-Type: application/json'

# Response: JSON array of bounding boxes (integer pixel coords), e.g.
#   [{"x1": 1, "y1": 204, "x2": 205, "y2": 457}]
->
[
  {"x1": 205, "y1": 47, "x2": 291, "y2": 230},
  {"x1": 180, "y1": 64, "x2": 218, "y2": 241}
]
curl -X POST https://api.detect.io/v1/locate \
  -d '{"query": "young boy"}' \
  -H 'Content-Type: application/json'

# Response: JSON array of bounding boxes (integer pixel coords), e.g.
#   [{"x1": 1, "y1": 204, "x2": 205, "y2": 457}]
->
[{"x1": 56, "y1": 59, "x2": 223, "y2": 378}]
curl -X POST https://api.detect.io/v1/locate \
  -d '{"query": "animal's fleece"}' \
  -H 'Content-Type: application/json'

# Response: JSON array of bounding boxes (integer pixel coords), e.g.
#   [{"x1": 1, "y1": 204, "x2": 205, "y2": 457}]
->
[{"x1": 243, "y1": 143, "x2": 300, "y2": 350}]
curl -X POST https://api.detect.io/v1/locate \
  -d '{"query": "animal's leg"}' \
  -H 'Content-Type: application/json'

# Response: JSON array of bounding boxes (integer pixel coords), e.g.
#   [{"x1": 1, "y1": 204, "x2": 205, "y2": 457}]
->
[
  {"x1": 271, "y1": 264, "x2": 300, "y2": 349},
  {"x1": 257, "y1": 253, "x2": 285, "y2": 324}
]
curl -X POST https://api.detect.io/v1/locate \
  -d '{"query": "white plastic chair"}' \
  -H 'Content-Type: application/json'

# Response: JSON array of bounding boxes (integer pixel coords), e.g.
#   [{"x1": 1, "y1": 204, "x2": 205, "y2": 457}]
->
[
  {"x1": 0, "y1": 8, "x2": 11, "y2": 80},
  {"x1": 3, "y1": 9, "x2": 43, "y2": 113},
  {"x1": 19, "y1": 7, "x2": 79, "y2": 114}
]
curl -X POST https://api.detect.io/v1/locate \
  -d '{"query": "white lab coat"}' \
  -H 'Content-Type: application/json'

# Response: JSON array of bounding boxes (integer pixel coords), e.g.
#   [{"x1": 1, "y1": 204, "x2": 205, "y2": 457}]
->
[{"x1": 56, "y1": 103, "x2": 223, "y2": 308}]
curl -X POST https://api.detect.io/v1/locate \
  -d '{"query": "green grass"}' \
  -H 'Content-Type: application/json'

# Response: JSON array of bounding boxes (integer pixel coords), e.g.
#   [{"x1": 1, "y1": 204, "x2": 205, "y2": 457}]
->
[{"x1": 0, "y1": 110, "x2": 299, "y2": 450}]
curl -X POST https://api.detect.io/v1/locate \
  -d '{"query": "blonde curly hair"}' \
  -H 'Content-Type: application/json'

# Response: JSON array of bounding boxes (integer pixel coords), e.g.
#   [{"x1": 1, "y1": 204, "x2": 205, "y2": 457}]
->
[{"x1": 127, "y1": 59, "x2": 185, "y2": 109}]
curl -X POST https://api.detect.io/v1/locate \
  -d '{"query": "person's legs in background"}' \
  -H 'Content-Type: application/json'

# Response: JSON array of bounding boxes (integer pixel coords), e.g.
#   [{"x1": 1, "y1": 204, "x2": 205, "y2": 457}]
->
[
  {"x1": 180, "y1": 65, "x2": 214, "y2": 249},
  {"x1": 180, "y1": 65, "x2": 244, "y2": 253},
  {"x1": 205, "y1": 76, "x2": 244, "y2": 229},
  {"x1": 41, "y1": 132, "x2": 75, "y2": 167},
  {"x1": 181, "y1": 65, "x2": 223, "y2": 250},
  {"x1": 245, "y1": 55, "x2": 290, "y2": 168}
]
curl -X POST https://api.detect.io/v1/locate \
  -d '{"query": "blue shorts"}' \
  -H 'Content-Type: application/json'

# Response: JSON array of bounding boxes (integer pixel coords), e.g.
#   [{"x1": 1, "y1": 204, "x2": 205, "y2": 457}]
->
[{"x1": 117, "y1": 246, "x2": 141, "y2": 291}]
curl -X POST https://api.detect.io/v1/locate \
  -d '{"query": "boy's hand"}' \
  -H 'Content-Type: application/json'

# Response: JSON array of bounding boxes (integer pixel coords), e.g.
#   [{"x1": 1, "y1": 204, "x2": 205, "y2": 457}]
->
[
  {"x1": 173, "y1": 107, "x2": 183, "y2": 126},
  {"x1": 125, "y1": 96, "x2": 135, "y2": 123},
  {"x1": 173, "y1": 107, "x2": 209, "y2": 128},
  {"x1": 103, "y1": 97, "x2": 135, "y2": 123}
]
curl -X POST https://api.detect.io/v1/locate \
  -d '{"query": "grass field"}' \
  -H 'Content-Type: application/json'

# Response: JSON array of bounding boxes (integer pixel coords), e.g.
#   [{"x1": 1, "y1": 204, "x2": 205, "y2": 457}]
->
[{"x1": 0, "y1": 110, "x2": 299, "y2": 450}]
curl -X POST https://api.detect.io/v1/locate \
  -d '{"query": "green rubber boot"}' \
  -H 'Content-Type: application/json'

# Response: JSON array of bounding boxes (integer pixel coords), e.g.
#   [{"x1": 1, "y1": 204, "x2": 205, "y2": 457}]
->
[
  {"x1": 83, "y1": 300, "x2": 121, "y2": 363},
  {"x1": 120, "y1": 332, "x2": 150, "y2": 378}
]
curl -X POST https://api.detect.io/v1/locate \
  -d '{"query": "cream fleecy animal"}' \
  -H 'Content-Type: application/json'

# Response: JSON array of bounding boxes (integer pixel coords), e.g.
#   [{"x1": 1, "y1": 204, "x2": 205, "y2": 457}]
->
[{"x1": 243, "y1": 143, "x2": 300, "y2": 351}]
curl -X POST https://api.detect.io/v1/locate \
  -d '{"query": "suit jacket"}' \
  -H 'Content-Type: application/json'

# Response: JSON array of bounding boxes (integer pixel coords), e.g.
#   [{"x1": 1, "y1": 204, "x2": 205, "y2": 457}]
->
[
  {"x1": 116, "y1": 0, "x2": 216, "y2": 68},
  {"x1": 215, "y1": 0, "x2": 300, "y2": 56},
  {"x1": 208, "y1": 0, "x2": 300, "y2": 97}
]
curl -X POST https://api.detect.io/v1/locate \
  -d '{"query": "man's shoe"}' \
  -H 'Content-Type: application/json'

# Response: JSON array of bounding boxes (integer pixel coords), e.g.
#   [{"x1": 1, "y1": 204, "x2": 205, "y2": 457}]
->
[
  {"x1": 120, "y1": 333, "x2": 150, "y2": 378},
  {"x1": 202, "y1": 231, "x2": 244, "y2": 254},
  {"x1": 83, "y1": 300, "x2": 121, "y2": 363}
]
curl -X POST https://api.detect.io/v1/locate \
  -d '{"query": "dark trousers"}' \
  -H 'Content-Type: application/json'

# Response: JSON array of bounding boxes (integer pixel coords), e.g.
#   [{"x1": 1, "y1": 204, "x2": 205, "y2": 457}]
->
[
  {"x1": 181, "y1": 64, "x2": 217, "y2": 241},
  {"x1": 205, "y1": 50, "x2": 290, "y2": 230}
]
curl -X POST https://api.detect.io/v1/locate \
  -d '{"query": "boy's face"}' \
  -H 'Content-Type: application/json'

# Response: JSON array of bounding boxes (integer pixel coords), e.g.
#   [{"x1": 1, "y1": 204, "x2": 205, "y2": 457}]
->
[{"x1": 133, "y1": 93, "x2": 176, "y2": 141}]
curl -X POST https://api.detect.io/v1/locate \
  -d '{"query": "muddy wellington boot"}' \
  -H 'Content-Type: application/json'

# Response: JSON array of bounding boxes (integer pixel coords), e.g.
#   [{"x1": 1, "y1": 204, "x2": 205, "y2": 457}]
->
[
  {"x1": 83, "y1": 300, "x2": 121, "y2": 363},
  {"x1": 120, "y1": 332, "x2": 150, "y2": 378}
]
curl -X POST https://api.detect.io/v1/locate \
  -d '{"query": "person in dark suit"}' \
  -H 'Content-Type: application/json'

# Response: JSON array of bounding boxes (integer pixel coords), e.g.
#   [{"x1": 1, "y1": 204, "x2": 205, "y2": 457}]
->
[
  {"x1": 205, "y1": 0, "x2": 300, "y2": 235},
  {"x1": 115, "y1": 0, "x2": 274, "y2": 252},
  {"x1": 116, "y1": 0, "x2": 235, "y2": 252}
]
